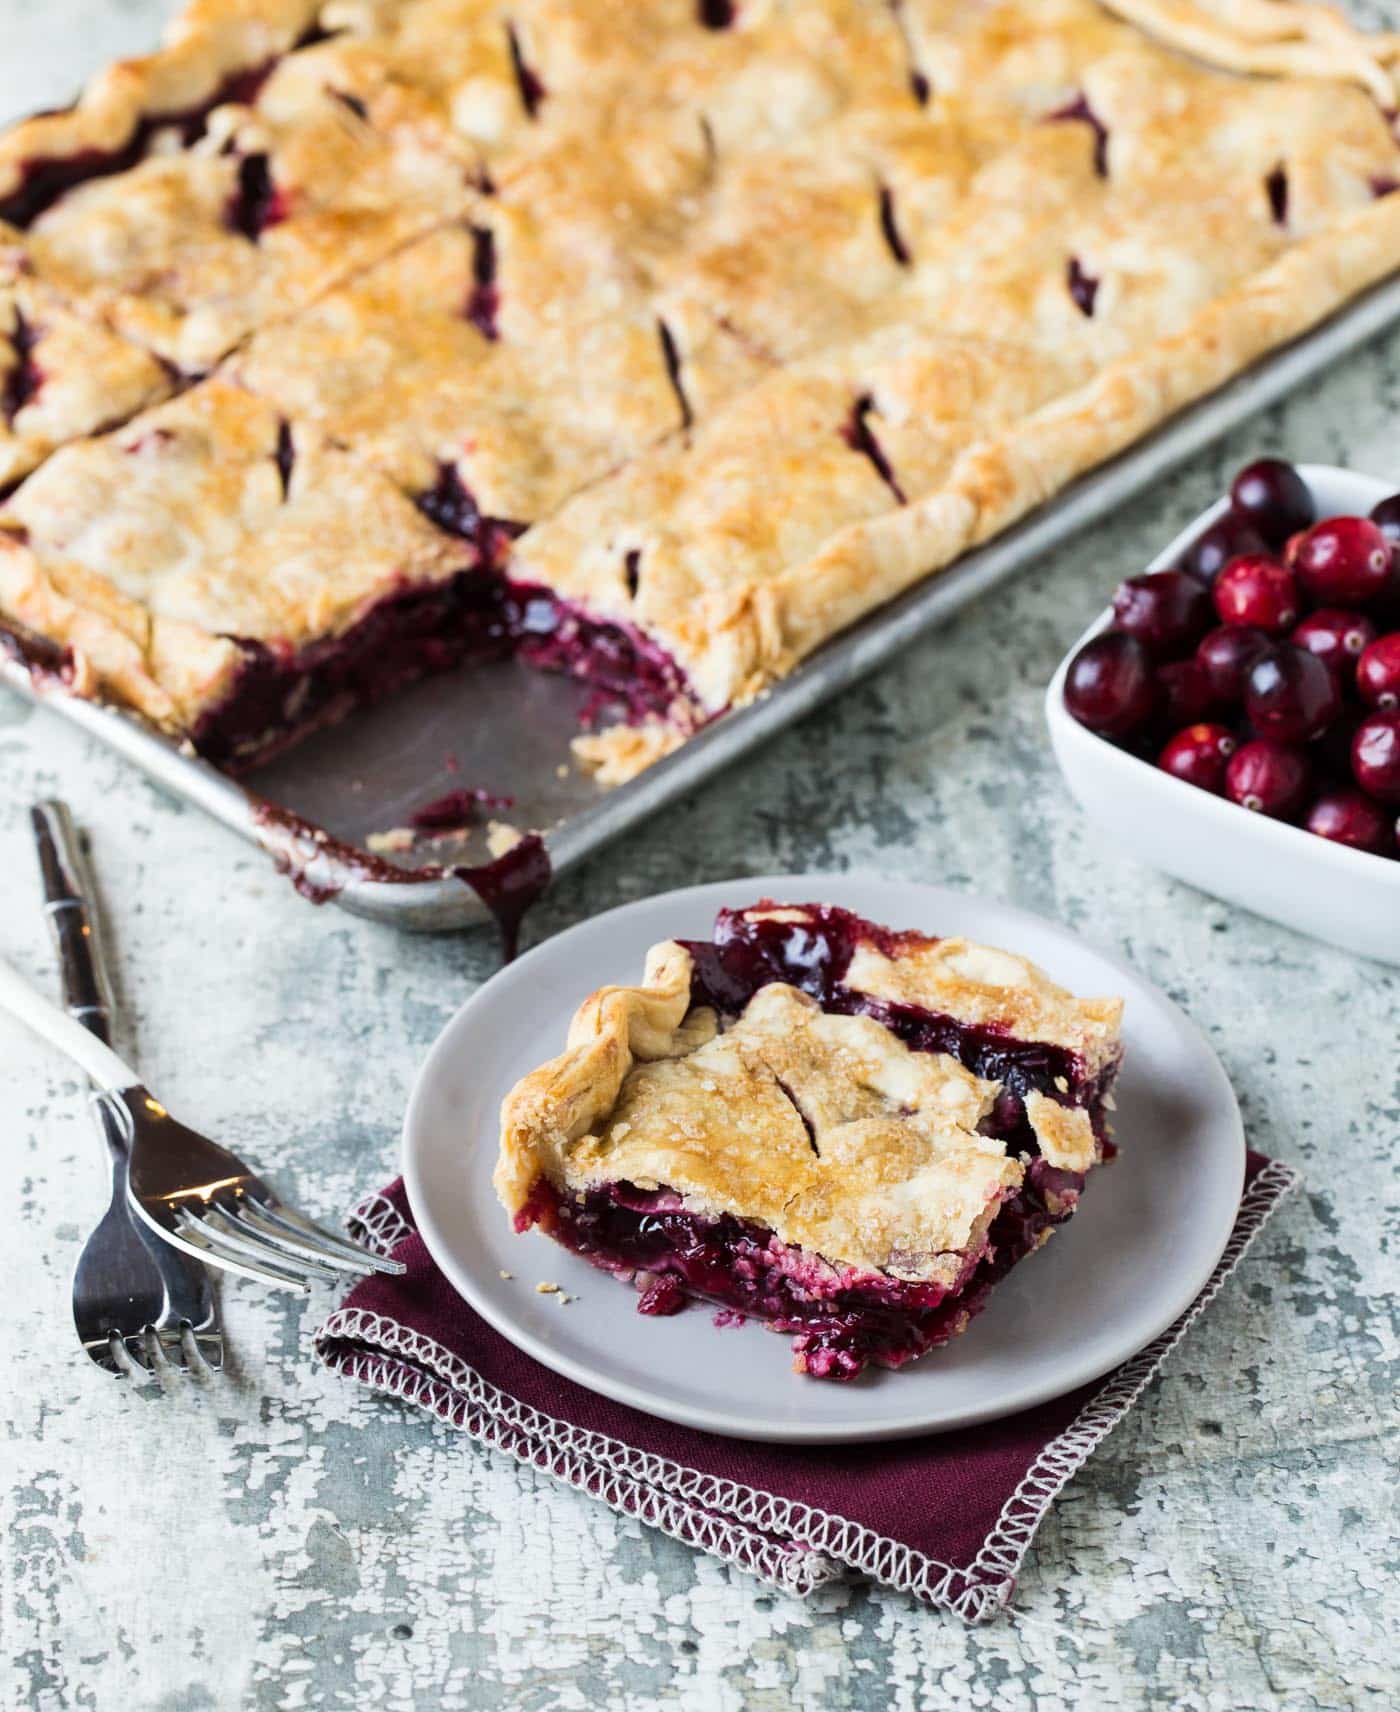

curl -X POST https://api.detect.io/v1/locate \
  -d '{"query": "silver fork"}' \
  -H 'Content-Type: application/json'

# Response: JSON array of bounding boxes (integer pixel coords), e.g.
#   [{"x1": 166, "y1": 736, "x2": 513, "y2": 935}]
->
[
  {"x1": 33, "y1": 802, "x2": 222, "y2": 1375},
  {"x1": 0, "y1": 914, "x2": 405, "y2": 1296}
]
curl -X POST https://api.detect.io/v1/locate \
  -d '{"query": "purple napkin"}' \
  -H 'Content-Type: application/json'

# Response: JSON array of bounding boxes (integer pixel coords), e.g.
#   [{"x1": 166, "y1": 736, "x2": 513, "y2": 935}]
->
[{"x1": 317, "y1": 1151, "x2": 1297, "y2": 1622}]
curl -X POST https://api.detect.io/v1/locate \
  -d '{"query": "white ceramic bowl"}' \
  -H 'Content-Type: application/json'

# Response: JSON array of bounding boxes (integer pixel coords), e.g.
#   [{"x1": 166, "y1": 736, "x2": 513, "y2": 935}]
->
[{"x1": 1046, "y1": 463, "x2": 1400, "y2": 965}]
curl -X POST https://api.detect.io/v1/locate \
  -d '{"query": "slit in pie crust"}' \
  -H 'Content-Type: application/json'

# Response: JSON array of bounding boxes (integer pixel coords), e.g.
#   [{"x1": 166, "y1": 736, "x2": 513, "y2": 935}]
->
[{"x1": 496, "y1": 902, "x2": 1124, "y2": 1380}]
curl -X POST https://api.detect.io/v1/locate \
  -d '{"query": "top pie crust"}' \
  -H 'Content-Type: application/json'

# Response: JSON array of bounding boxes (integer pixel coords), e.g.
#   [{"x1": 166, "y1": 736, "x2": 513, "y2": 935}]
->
[
  {"x1": 2, "y1": 0, "x2": 1400, "y2": 771},
  {"x1": 495, "y1": 931, "x2": 1122, "y2": 1280},
  {"x1": 0, "y1": 255, "x2": 173, "y2": 490}
]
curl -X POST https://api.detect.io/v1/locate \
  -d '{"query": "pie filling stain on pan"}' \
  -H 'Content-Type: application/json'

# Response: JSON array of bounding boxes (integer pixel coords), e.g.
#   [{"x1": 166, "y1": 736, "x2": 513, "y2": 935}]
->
[{"x1": 251, "y1": 798, "x2": 551, "y2": 960}]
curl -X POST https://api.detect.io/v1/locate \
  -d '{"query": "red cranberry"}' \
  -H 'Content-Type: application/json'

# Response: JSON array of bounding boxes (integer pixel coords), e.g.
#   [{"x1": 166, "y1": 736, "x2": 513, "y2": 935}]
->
[
  {"x1": 1112, "y1": 569, "x2": 1213, "y2": 658},
  {"x1": 1291, "y1": 608, "x2": 1377, "y2": 683},
  {"x1": 1244, "y1": 643, "x2": 1342, "y2": 742},
  {"x1": 1157, "y1": 657, "x2": 1216, "y2": 726},
  {"x1": 1194, "y1": 625, "x2": 1269, "y2": 703},
  {"x1": 1213, "y1": 555, "x2": 1299, "y2": 634},
  {"x1": 1224, "y1": 739, "x2": 1311, "y2": 818},
  {"x1": 1292, "y1": 515, "x2": 1392, "y2": 605},
  {"x1": 1357, "y1": 632, "x2": 1400, "y2": 709},
  {"x1": 1352, "y1": 710, "x2": 1400, "y2": 803},
  {"x1": 1159, "y1": 723, "x2": 1235, "y2": 792},
  {"x1": 1229, "y1": 458, "x2": 1313, "y2": 547},
  {"x1": 1305, "y1": 786, "x2": 1391, "y2": 855},
  {"x1": 1180, "y1": 511, "x2": 1269, "y2": 585},
  {"x1": 1064, "y1": 633, "x2": 1158, "y2": 736}
]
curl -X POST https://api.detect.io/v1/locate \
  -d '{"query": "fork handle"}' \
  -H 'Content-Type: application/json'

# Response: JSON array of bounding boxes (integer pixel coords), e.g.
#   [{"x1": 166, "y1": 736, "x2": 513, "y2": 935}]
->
[
  {"x1": 31, "y1": 801, "x2": 114, "y2": 1044},
  {"x1": 0, "y1": 954, "x2": 140, "y2": 1094}
]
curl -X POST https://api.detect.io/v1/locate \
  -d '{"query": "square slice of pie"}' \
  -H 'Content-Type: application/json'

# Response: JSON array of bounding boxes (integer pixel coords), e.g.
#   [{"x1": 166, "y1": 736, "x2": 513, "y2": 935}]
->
[{"x1": 496, "y1": 901, "x2": 1124, "y2": 1380}]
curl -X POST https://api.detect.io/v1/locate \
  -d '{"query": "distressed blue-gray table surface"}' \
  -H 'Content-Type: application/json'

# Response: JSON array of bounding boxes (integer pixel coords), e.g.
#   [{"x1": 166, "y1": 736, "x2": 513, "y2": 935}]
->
[{"x1": 2, "y1": 6, "x2": 1398, "y2": 1707}]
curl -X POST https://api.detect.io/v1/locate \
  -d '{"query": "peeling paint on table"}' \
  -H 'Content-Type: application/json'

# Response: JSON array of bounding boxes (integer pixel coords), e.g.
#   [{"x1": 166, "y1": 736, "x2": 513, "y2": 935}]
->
[{"x1": 1, "y1": 5, "x2": 1399, "y2": 1707}]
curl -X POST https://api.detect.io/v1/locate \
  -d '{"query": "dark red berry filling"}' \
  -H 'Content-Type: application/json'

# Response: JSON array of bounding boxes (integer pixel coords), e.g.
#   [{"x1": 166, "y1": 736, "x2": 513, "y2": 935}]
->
[
  {"x1": 506, "y1": 24, "x2": 545, "y2": 119},
  {"x1": 409, "y1": 785, "x2": 512, "y2": 833},
  {"x1": 679, "y1": 903, "x2": 1118, "y2": 1154},
  {"x1": 225, "y1": 152, "x2": 287, "y2": 241},
  {"x1": 509, "y1": 581, "x2": 696, "y2": 728},
  {"x1": 1264, "y1": 163, "x2": 1289, "y2": 226},
  {"x1": 517, "y1": 1163, "x2": 1081, "y2": 1379},
  {"x1": 1067, "y1": 256, "x2": 1099, "y2": 317},
  {"x1": 2, "y1": 307, "x2": 42, "y2": 425},
  {"x1": 657, "y1": 319, "x2": 693, "y2": 429},
  {"x1": 191, "y1": 565, "x2": 697, "y2": 771},
  {"x1": 190, "y1": 568, "x2": 513, "y2": 769},
  {"x1": 877, "y1": 183, "x2": 912, "y2": 266},
  {"x1": 0, "y1": 58, "x2": 284, "y2": 229},
  {"x1": 413, "y1": 463, "x2": 525, "y2": 566},
  {"x1": 465, "y1": 226, "x2": 500, "y2": 342},
  {"x1": 1048, "y1": 94, "x2": 1109, "y2": 178},
  {"x1": 843, "y1": 394, "x2": 906, "y2": 504}
]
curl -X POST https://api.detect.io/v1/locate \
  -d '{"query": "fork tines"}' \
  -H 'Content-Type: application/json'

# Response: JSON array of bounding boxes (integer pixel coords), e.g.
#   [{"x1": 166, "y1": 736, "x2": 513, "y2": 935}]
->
[
  {"x1": 167, "y1": 1193, "x2": 406, "y2": 1292},
  {"x1": 89, "y1": 1324, "x2": 224, "y2": 1378}
]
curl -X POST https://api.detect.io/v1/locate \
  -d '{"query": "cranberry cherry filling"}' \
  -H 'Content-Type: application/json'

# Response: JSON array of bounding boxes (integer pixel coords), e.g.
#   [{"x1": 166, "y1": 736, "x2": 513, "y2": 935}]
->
[
  {"x1": 1067, "y1": 256, "x2": 1099, "y2": 317},
  {"x1": 0, "y1": 16, "x2": 348, "y2": 231},
  {"x1": 517, "y1": 1164, "x2": 1082, "y2": 1381},
  {"x1": 195, "y1": 567, "x2": 697, "y2": 771},
  {"x1": 1049, "y1": 94, "x2": 1110, "y2": 178},
  {"x1": 225, "y1": 153, "x2": 288, "y2": 242},
  {"x1": 465, "y1": 228, "x2": 500, "y2": 342},
  {"x1": 509, "y1": 582, "x2": 697, "y2": 728},
  {"x1": 413, "y1": 462, "x2": 523, "y2": 566},
  {"x1": 681, "y1": 903, "x2": 1116, "y2": 1156},
  {"x1": 2, "y1": 308, "x2": 41, "y2": 425}
]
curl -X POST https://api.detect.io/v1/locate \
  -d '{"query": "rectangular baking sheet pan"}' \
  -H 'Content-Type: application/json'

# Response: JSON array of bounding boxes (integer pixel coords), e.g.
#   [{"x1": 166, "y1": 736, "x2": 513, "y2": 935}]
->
[{"x1": 8, "y1": 270, "x2": 1400, "y2": 933}]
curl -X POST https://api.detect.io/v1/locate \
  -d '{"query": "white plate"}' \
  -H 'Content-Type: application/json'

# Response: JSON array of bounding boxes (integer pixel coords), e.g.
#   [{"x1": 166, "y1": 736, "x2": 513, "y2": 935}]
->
[{"x1": 402, "y1": 875, "x2": 1245, "y2": 1443}]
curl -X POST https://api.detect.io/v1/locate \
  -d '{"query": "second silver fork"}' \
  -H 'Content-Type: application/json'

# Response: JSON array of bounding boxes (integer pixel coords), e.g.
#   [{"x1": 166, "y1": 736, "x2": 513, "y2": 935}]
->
[{"x1": 33, "y1": 801, "x2": 222, "y2": 1377}]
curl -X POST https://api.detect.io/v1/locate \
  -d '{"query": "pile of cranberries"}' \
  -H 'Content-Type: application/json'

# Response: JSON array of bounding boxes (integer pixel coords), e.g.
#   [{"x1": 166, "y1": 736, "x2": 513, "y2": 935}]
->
[{"x1": 1064, "y1": 458, "x2": 1400, "y2": 859}]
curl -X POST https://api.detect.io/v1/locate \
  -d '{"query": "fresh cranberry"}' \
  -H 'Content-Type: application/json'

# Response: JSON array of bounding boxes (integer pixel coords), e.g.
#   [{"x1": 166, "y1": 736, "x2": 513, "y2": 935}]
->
[
  {"x1": 1179, "y1": 511, "x2": 1269, "y2": 585},
  {"x1": 1244, "y1": 643, "x2": 1343, "y2": 742},
  {"x1": 1352, "y1": 710, "x2": 1400, "y2": 803},
  {"x1": 1357, "y1": 632, "x2": 1400, "y2": 709},
  {"x1": 1159, "y1": 723, "x2": 1235, "y2": 792},
  {"x1": 1224, "y1": 739, "x2": 1312, "y2": 818},
  {"x1": 1213, "y1": 555, "x2": 1299, "y2": 634},
  {"x1": 1229, "y1": 458, "x2": 1313, "y2": 547},
  {"x1": 1304, "y1": 787, "x2": 1391, "y2": 855},
  {"x1": 1292, "y1": 516, "x2": 1392, "y2": 605},
  {"x1": 1157, "y1": 657, "x2": 1216, "y2": 726},
  {"x1": 1064, "y1": 633, "x2": 1158, "y2": 736},
  {"x1": 1195, "y1": 625, "x2": 1269, "y2": 703},
  {"x1": 1112, "y1": 569, "x2": 1213, "y2": 658},
  {"x1": 1291, "y1": 609, "x2": 1377, "y2": 684}
]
